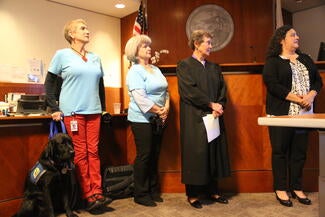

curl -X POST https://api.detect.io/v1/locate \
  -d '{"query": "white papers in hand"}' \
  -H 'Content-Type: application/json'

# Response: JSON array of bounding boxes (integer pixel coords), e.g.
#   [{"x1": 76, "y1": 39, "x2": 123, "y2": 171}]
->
[{"x1": 202, "y1": 114, "x2": 220, "y2": 143}]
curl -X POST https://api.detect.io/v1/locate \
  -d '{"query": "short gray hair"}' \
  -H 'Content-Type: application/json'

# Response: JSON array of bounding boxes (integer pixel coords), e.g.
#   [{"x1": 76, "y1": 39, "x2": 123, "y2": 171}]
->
[
  {"x1": 124, "y1": 35, "x2": 152, "y2": 63},
  {"x1": 188, "y1": 30, "x2": 212, "y2": 50}
]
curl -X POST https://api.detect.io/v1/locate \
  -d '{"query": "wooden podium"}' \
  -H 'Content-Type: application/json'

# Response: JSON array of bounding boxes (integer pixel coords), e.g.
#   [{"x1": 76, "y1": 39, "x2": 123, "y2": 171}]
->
[{"x1": 258, "y1": 114, "x2": 325, "y2": 215}]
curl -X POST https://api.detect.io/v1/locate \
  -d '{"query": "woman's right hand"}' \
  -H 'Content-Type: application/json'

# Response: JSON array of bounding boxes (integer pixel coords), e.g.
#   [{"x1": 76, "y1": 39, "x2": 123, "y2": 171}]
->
[
  {"x1": 158, "y1": 107, "x2": 168, "y2": 123},
  {"x1": 51, "y1": 111, "x2": 63, "y2": 121},
  {"x1": 209, "y1": 102, "x2": 224, "y2": 116}
]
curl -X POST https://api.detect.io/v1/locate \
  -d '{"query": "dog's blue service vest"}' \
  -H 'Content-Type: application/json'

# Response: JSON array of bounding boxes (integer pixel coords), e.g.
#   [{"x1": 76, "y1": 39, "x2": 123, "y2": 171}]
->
[{"x1": 30, "y1": 161, "x2": 47, "y2": 184}]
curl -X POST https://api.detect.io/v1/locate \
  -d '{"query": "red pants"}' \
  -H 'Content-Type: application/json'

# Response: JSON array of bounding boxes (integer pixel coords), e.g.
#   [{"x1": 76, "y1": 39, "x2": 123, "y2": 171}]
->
[{"x1": 64, "y1": 114, "x2": 102, "y2": 199}]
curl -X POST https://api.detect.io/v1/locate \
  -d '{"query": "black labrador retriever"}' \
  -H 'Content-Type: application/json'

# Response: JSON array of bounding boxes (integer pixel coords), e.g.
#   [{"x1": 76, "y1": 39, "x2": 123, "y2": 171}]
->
[{"x1": 13, "y1": 133, "x2": 79, "y2": 217}]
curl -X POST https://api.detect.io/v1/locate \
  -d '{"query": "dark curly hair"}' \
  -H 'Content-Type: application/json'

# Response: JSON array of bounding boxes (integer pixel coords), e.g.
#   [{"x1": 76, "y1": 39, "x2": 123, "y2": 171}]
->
[{"x1": 266, "y1": 25, "x2": 301, "y2": 58}]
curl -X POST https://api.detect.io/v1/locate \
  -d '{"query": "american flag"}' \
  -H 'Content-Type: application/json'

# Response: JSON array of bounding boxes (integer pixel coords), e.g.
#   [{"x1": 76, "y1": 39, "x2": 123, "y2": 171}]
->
[{"x1": 133, "y1": 1, "x2": 147, "y2": 35}]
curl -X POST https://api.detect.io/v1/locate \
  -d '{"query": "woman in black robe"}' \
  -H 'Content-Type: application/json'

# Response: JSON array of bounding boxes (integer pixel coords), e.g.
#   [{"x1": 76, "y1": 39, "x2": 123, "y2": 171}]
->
[{"x1": 176, "y1": 30, "x2": 231, "y2": 209}]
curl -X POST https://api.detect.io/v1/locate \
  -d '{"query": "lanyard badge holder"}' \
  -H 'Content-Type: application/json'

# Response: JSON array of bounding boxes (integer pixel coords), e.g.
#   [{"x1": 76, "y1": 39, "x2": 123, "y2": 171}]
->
[{"x1": 70, "y1": 112, "x2": 78, "y2": 132}]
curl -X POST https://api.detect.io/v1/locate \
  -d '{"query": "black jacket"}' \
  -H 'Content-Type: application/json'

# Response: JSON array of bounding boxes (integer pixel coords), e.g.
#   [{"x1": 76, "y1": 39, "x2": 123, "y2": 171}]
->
[{"x1": 263, "y1": 54, "x2": 323, "y2": 115}]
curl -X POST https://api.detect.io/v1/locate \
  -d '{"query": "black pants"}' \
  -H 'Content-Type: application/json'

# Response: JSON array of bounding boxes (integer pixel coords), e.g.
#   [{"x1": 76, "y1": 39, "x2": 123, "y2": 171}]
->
[
  {"x1": 131, "y1": 122, "x2": 163, "y2": 198},
  {"x1": 268, "y1": 126, "x2": 309, "y2": 191},
  {"x1": 185, "y1": 181, "x2": 218, "y2": 198}
]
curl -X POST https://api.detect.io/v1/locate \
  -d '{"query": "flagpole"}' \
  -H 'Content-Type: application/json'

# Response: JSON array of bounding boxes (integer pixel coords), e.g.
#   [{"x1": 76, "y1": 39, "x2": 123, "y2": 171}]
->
[
  {"x1": 275, "y1": 0, "x2": 283, "y2": 29},
  {"x1": 143, "y1": 0, "x2": 148, "y2": 35}
]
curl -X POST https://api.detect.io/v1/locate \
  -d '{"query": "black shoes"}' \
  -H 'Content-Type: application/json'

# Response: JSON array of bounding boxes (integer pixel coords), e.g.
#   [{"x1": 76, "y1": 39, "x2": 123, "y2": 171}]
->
[
  {"x1": 210, "y1": 195, "x2": 229, "y2": 204},
  {"x1": 291, "y1": 191, "x2": 312, "y2": 205},
  {"x1": 134, "y1": 196, "x2": 157, "y2": 207},
  {"x1": 86, "y1": 194, "x2": 113, "y2": 211},
  {"x1": 97, "y1": 194, "x2": 113, "y2": 206},
  {"x1": 151, "y1": 194, "x2": 164, "y2": 202},
  {"x1": 275, "y1": 191, "x2": 293, "y2": 207},
  {"x1": 187, "y1": 198, "x2": 202, "y2": 209},
  {"x1": 86, "y1": 199, "x2": 102, "y2": 211}
]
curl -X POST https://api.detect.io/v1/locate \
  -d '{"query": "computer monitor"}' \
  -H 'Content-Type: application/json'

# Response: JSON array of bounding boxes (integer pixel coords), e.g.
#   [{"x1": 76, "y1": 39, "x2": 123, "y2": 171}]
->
[{"x1": 317, "y1": 42, "x2": 325, "y2": 61}]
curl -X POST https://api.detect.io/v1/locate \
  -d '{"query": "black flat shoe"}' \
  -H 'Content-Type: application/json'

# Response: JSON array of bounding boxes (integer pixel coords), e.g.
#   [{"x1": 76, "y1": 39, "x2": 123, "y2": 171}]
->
[
  {"x1": 275, "y1": 192, "x2": 293, "y2": 207},
  {"x1": 187, "y1": 198, "x2": 202, "y2": 209},
  {"x1": 94, "y1": 194, "x2": 113, "y2": 206},
  {"x1": 86, "y1": 199, "x2": 102, "y2": 211},
  {"x1": 134, "y1": 196, "x2": 157, "y2": 207},
  {"x1": 151, "y1": 194, "x2": 164, "y2": 202},
  {"x1": 291, "y1": 191, "x2": 312, "y2": 205},
  {"x1": 210, "y1": 195, "x2": 228, "y2": 204}
]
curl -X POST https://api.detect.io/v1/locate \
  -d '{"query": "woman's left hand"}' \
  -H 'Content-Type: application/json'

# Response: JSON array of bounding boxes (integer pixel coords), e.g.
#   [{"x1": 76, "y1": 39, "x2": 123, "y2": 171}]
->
[
  {"x1": 210, "y1": 102, "x2": 223, "y2": 117},
  {"x1": 159, "y1": 106, "x2": 169, "y2": 123},
  {"x1": 300, "y1": 90, "x2": 317, "y2": 109},
  {"x1": 51, "y1": 111, "x2": 63, "y2": 121}
]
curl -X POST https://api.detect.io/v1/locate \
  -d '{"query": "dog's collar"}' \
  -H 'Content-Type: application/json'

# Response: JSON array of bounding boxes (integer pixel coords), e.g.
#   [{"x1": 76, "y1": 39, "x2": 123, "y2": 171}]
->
[
  {"x1": 61, "y1": 161, "x2": 74, "y2": 174},
  {"x1": 30, "y1": 161, "x2": 47, "y2": 184},
  {"x1": 49, "y1": 159, "x2": 74, "y2": 174}
]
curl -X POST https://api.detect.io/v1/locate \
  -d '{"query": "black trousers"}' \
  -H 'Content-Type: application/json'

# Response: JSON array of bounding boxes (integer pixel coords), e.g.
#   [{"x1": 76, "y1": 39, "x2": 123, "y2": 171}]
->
[
  {"x1": 268, "y1": 126, "x2": 309, "y2": 191},
  {"x1": 185, "y1": 181, "x2": 218, "y2": 198},
  {"x1": 131, "y1": 122, "x2": 163, "y2": 198}
]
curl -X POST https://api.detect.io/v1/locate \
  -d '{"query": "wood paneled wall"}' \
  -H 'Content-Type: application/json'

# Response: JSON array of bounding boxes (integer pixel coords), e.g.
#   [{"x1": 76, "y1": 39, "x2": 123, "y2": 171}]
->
[
  {"x1": 121, "y1": 0, "x2": 275, "y2": 109},
  {"x1": 147, "y1": 0, "x2": 273, "y2": 64},
  {"x1": 121, "y1": 0, "x2": 274, "y2": 65},
  {"x1": 120, "y1": 0, "x2": 321, "y2": 193}
]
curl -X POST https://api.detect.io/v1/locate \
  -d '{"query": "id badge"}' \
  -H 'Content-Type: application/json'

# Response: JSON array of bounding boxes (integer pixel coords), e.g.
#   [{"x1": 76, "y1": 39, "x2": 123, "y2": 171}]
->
[{"x1": 70, "y1": 120, "x2": 78, "y2": 132}]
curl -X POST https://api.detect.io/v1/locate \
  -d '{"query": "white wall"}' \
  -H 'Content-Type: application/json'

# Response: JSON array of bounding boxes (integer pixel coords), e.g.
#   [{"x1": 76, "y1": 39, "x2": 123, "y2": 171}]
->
[
  {"x1": 0, "y1": 0, "x2": 121, "y2": 87},
  {"x1": 293, "y1": 5, "x2": 325, "y2": 60}
]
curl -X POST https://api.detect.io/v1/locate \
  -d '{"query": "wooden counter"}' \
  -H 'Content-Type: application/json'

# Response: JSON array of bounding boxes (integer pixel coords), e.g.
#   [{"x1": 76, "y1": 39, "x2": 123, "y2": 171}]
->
[
  {"x1": 0, "y1": 115, "x2": 51, "y2": 217},
  {"x1": 0, "y1": 114, "x2": 129, "y2": 217},
  {"x1": 258, "y1": 113, "x2": 325, "y2": 128}
]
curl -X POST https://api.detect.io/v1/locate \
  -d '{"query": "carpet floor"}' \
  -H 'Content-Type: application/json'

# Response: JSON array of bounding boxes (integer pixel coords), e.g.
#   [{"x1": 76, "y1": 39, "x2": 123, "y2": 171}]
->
[{"x1": 58, "y1": 192, "x2": 319, "y2": 217}]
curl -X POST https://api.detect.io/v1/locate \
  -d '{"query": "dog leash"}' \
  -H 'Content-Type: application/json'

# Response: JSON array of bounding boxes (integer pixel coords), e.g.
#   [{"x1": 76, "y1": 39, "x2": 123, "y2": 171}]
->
[{"x1": 49, "y1": 120, "x2": 67, "y2": 139}]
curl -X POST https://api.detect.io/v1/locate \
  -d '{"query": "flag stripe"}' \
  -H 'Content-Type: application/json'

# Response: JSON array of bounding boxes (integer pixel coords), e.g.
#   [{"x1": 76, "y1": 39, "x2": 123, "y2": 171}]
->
[{"x1": 133, "y1": 1, "x2": 147, "y2": 35}]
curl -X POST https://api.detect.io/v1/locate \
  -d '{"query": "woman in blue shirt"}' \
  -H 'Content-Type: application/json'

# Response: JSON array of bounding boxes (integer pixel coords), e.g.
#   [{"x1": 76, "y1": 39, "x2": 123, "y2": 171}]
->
[
  {"x1": 125, "y1": 34, "x2": 169, "y2": 207},
  {"x1": 45, "y1": 19, "x2": 111, "y2": 213}
]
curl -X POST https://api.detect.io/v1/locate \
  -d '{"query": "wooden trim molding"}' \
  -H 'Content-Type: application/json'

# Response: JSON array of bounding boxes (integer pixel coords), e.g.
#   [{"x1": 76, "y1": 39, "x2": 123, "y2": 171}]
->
[{"x1": 158, "y1": 61, "x2": 325, "y2": 75}]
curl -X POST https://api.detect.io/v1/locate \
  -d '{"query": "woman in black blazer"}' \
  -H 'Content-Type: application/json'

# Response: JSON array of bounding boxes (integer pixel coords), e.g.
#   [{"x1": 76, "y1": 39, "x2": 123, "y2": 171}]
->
[{"x1": 263, "y1": 25, "x2": 323, "y2": 207}]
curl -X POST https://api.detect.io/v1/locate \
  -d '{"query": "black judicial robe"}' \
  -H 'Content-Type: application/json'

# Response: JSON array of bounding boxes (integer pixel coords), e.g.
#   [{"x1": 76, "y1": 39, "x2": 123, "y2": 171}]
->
[{"x1": 176, "y1": 57, "x2": 231, "y2": 185}]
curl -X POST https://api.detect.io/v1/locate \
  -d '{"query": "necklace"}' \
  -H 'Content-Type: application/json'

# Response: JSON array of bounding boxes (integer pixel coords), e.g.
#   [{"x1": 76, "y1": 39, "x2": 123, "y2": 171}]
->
[{"x1": 70, "y1": 47, "x2": 88, "y2": 62}]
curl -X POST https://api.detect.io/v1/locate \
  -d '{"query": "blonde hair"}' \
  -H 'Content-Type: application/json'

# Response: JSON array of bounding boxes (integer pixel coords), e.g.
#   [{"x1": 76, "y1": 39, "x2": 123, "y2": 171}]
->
[
  {"x1": 188, "y1": 30, "x2": 212, "y2": 50},
  {"x1": 63, "y1": 19, "x2": 87, "y2": 44},
  {"x1": 124, "y1": 35, "x2": 152, "y2": 63}
]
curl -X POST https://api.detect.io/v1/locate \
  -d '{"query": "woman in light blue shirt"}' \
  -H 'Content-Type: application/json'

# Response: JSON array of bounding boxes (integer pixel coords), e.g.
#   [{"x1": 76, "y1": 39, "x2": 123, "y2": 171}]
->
[
  {"x1": 45, "y1": 19, "x2": 111, "y2": 213},
  {"x1": 125, "y1": 34, "x2": 169, "y2": 207}
]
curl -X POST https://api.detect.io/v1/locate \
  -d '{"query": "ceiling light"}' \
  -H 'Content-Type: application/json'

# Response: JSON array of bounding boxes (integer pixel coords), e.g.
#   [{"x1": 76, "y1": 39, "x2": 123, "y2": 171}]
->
[{"x1": 115, "y1": 3, "x2": 125, "y2": 9}]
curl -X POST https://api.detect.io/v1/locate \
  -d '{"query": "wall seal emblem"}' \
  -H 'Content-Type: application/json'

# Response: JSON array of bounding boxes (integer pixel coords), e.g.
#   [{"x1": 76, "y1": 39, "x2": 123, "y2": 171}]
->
[{"x1": 186, "y1": 4, "x2": 234, "y2": 52}]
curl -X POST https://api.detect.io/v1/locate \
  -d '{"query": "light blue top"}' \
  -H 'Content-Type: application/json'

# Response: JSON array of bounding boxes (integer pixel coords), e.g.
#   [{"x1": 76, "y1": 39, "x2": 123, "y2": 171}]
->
[
  {"x1": 48, "y1": 48, "x2": 103, "y2": 116},
  {"x1": 126, "y1": 64, "x2": 168, "y2": 123}
]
